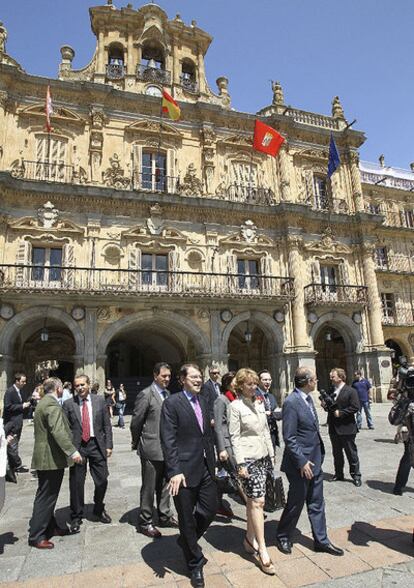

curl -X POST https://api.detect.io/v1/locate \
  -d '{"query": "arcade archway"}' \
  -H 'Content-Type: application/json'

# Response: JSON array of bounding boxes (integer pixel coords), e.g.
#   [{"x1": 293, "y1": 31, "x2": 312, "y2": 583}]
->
[{"x1": 314, "y1": 325, "x2": 347, "y2": 391}]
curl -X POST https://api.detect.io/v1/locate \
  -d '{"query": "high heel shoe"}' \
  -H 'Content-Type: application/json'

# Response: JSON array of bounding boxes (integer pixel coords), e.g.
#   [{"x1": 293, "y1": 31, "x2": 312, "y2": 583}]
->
[
  {"x1": 255, "y1": 551, "x2": 275, "y2": 575},
  {"x1": 243, "y1": 535, "x2": 258, "y2": 554}
]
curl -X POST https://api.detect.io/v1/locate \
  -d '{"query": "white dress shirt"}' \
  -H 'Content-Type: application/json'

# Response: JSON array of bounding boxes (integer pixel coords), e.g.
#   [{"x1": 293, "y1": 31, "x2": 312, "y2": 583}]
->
[{"x1": 81, "y1": 395, "x2": 95, "y2": 437}]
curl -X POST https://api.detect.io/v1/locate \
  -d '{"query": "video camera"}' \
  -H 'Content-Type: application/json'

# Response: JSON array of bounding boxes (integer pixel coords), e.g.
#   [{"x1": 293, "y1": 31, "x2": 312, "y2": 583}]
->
[
  {"x1": 319, "y1": 389, "x2": 337, "y2": 412},
  {"x1": 399, "y1": 365, "x2": 414, "y2": 399}
]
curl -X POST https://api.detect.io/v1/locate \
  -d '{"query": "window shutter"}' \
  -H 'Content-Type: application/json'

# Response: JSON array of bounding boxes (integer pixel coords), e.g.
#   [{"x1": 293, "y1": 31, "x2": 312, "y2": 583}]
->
[
  {"x1": 310, "y1": 260, "x2": 320, "y2": 283},
  {"x1": 338, "y1": 262, "x2": 349, "y2": 285},
  {"x1": 132, "y1": 144, "x2": 142, "y2": 189},
  {"x1": 167, "y1": 149, "x2": 175, "y2": 193},
  {"x1": 169, "y1": 249, "x2": 179, "y2": 292},
  {"x1": 15, "y1": 240, "x2": 30, "y2": 286},
  {"x1": 227, "y1": 253, "x2": 237, "y2": 294},
  {"x1": 128, "y1": 247, "x2": 141, "y2": 290},
  {"x1": 63, "y1": 243, "x2": 75, "y2": 289},
  {"x1": 260, "y1": 255, "x2": 272, "y2": 294}
]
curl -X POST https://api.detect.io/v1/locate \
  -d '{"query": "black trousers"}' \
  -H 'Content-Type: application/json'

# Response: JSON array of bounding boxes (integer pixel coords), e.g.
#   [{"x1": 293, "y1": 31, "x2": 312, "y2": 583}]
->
[
  {"x1": 329, "y1": 429, "x2": 361, "y2": 478},
  {"x1": 29, "y1": 469, "x2": 64, "y2": 543},
  {"x1": 395, "y1": 441, "x2": 412, "y2": 490},
  {"x1": 69, "y1": 438, "x2": 108, "y2": 520},
  {"x1": 173, "y1": 466, "x2": 218, "y2": 571},
  {"x1": 139, "y1": 458, "x2": 172, "y2": 526}
]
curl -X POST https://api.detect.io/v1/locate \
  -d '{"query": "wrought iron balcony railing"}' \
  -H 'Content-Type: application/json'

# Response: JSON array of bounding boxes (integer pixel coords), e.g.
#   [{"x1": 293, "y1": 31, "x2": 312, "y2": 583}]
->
[
  {"x1": 375, "y1": 255, "x2": 414, "y2": 274},
  {"x1": 106, "y1": 63, "x2": 125, "y2": 80},
  {"x1": 10, "y1": 160, "x2": 74, "y2": 184},
  {"x1": 304, "y1": 283, "x2": 368, "y2": 306},
  {"x1": 180, "y1": 75, "x2": 198, "y2": 94},
  {"x1": 131, "y1": 172, "x2": 179, "y2": 194},
  {"x1": 0, "y1": 265, "x2": 294, "y2": 300},
  {"x1": 361, "y1": 170, "x2": 414, "y2": 191},
  {"x1": 216, "y1": 184, "x2": 275, "y2": 206},
  {"x1": 136, "y1": 65, "x2": 171, "y2": 85},
  {"x1": 382, "y1": 308, "x2": 414, "y2": 326}
]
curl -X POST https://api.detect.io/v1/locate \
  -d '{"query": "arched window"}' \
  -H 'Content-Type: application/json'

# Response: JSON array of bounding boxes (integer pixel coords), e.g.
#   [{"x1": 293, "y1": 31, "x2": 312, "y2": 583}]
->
[
  {"x1": 107, "y1": 43, "x2": 125, "y2": 79},
  {"x1": 181, "y1": 59, "x2": 197, "y2": 93},
  {"x1": 137, "y1": 42, "x2": 170, "y2": 84}
]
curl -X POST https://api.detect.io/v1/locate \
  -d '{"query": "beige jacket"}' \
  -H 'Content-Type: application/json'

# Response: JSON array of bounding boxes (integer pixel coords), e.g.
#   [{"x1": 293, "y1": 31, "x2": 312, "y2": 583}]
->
[{"x1": 229, "y1": 396, "x2": 274, "y2": 465}]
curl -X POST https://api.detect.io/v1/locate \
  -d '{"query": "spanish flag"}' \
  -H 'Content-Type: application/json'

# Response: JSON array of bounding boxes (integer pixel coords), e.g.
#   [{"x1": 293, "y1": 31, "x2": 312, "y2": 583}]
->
[{"x1": 162, "y1": 90, "x2": 181, "y2": 121}]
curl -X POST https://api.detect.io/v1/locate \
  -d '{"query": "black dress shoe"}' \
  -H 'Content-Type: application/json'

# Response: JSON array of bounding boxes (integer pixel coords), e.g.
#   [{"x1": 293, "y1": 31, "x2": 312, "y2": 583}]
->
[
  {"x1": 276, "y1": 537, "x2": 292, "y2": 554},
  {"x1": 393, "y1": 487, "x2": 403, "y2": 495},
  {"x1": 69, "y1": 520, "x2": 81, "y2": 534},
  {"x1": 94, "y1": 509, "x2": 112, "y2": 524},
  {"x1": 190, "y1": 568, "x2": 205, "y2": 588},
  {"x1": 330, "y1": 475, "x2": 344, "y2": 482},
  {"x1": 5, "y1": 469, "x2": 17, "y2": 483},
  {"x1": 353, "y1": 477, "x2": 362, "y2": 487},
  {"x1": 139, "y1": 524, "x2": 162, "y2": 538},
  {"x1": 314, "y1": 542, "x2": 344, "y2": 556},
  {"x1": 15, "y1": 466, "x2": 29, "y2": 473}
]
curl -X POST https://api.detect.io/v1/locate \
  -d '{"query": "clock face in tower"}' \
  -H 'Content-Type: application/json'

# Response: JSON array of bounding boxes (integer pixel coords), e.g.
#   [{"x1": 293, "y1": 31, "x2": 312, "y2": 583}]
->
[{"x1": 146, "y1": 85, "x2": 162, "y2": 97}]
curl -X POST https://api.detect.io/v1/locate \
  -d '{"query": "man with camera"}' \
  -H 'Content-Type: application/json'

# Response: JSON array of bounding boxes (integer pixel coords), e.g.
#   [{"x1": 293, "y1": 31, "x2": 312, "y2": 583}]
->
[{"x1": 323, "y1": 368, "x2": 361, "y2": 487}]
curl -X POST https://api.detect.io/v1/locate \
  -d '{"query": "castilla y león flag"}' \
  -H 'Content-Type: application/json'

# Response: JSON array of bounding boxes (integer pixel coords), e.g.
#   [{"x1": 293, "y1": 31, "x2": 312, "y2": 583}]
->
[
  {"x1": 162, "y1": 90, "x2": 181, "y2": 121},
  {"x1": 253, "y1": 120, "x2": 284, "y2": 157}
]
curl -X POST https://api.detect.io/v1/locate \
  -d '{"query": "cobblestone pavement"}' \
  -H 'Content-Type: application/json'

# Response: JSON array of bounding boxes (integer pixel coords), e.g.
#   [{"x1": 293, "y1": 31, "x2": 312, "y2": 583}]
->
[{"x1": 0, "y1": 404, "x2": 413, "y2": 587}]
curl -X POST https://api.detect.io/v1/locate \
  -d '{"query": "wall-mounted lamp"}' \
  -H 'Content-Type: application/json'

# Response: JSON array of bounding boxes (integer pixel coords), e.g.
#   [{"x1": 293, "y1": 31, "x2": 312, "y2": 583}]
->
[
  {"x1": 40, "y1": 326, "x2": 49, "y2": 342},
  {"x1": 325, "y1": 331, "x2": 332, "y2": 342}
]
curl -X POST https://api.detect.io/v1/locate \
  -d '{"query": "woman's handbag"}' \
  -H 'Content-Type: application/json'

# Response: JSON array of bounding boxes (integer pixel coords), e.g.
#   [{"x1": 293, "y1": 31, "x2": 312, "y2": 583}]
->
[{"x1": 264, "y1": 471, "x2": 286, "y2": 512}]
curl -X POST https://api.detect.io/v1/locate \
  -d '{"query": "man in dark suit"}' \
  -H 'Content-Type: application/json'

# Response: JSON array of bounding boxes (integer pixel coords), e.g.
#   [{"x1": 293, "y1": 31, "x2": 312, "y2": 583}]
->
[
  {"x1": 200, "y1": 366, "x2": 221, "y2": 423},
  {"x1": 326, "y1": 367, "x2": 361, "y2": 486},
  {"x1": 276, "y1": 366, "x2": 343, "y2": 557},
  {"x1": 28, "y1": 377, "x2": 82, "y2": 549},
  {"x1": 130, "y1": 362, "x2": 177, "y2": 538},
  {"x1": 256, "y1": 369, "x2": 282, "y2": 449},
  {"x1": 161, "y1": 363, "x2": 218, "y2": 588},
  {"x1": 3, "y1": 372, "x2": 30, "y2": 473},
  {"x1": 63, "y1": 374, "x2": 113, "y2": 533}
]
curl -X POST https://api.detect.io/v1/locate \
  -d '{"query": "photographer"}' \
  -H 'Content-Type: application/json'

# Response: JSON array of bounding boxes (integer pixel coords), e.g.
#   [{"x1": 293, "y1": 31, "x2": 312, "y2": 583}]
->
[
  {"x1": 389, "y1": 364, "x2": 414, "y2": 495},
  {"x1": 321, "y1": 368, "x2": 361, "y2": 487}
]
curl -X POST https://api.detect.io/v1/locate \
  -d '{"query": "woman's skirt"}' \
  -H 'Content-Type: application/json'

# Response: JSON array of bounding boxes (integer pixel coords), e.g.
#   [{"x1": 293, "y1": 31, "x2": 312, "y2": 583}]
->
[{"x1": 239, "y1": 455, "x2": 273, "y2": 499}]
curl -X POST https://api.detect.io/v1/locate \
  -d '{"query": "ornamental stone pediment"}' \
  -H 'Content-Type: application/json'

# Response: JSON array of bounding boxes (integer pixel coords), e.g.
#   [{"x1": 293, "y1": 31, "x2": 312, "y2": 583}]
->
[
  {"x1": 217, "y1": 134, "x2": 253, "y2": 149},
  {"x1": 125, "y1": 119, "x2": 182, "y2": 140},
  {"x1": 294, "y1": 148, "x2": 329, "y2": 161},
  {"x1": 304, "y1": 231, "x2": 351, "y2": 255},
  {"x1": 122, "y1": 224, "x2": 187, "y2": 243},
  {"x1": 18, "y1": 103, "x2": 85, "y2": 126},
  {"x1": 9, "y1": 214, "x2": 83, "y2": 235}
]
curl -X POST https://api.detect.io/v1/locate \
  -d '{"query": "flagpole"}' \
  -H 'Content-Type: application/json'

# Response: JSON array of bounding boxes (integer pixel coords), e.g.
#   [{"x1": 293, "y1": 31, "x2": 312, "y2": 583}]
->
[{"x1": 156, "y1": 92, "x2": 164, "y2": 189}]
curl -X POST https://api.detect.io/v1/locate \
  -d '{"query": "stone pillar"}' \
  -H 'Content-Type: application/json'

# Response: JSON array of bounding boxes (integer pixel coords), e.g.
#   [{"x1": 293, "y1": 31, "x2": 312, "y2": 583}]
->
[
  {"x1": 197, "y1": 49, "x2": 206, "y2": 94},
  {"x1": 0, "y1": 353, "x2": 13, "y2": 405},
  {"x1": 361, "y1": 243, "x2": 385, "y2": 347},
  {"x1": 96, "y1": 354, "x2": 107, "y2": 391},
  {"x1": 287, "y1": 236, "x2": 309, "y2": 350},
  {"x1": 83, "y1": 308, "x2": 98, "y2": 381},
  {"x1": 97, "y1": 31, "x2": 105, "y2": 74},
  {"x1": 73, "y1": 355, "x2": 84, "y2": 377},
  {"x1": 348, "y1": 150, "x2": 364, "y2": 213},
  {"x1": 172, "y1": 42, "x2": 180, "y2": 85},
  {"x1": 127, "y1": 33, "x2": 134, "y2": 75},
  {"x1": 278, "y1": 143, "x2": 292, "y2": 202}
]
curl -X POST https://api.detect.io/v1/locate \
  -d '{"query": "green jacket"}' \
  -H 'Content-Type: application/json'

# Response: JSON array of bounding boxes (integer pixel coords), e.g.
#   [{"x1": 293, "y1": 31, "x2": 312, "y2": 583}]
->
[{"x1": 31, "y1": 394, "x2": 77, "y2": 471}]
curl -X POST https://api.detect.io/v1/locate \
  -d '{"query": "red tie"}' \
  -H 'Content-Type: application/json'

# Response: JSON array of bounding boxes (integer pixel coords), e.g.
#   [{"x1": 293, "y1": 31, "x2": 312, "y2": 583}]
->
[{"x1": 81, "y1": 399, "x2": 91, "y2": 443}]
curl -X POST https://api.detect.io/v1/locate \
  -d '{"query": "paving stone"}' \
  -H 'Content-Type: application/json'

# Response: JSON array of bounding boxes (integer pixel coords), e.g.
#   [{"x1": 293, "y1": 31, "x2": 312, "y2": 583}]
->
[
  {"x1": 307, "y1": 550, "x2": 372, "y2": 578},
  {"x1": 0, "y1": 556, "x2": 26, "y2": 582},
  {"x1": 225, "y1": 566, "x2": 287, "y2": 587},
  {"x1": 272, "y1": 557, "x2": 330, "y2": 587}
]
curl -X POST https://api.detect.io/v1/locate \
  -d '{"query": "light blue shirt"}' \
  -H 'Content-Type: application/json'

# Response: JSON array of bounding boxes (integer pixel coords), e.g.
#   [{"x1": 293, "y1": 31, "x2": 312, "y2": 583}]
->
[{"x1": 153, "y1": 382, "x2": 167, "y2": 401}]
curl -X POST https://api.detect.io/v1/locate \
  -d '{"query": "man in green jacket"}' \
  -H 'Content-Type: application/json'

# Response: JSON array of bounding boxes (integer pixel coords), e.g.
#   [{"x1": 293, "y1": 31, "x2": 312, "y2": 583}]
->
[{"x1": 28, "y1": 377, "x2": 82, "y2": 549}]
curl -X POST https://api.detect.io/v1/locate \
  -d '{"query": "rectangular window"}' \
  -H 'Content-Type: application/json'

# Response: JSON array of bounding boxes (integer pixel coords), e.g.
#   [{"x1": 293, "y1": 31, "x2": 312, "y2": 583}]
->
[
  {"x1": 231, "y1": 162, "x2": 258, "y2": 188},
  {"x1": 31, "y1": 247, "x2": 62, "y2": 282},
  {"x1": 141, "y1": 152, "x2": 167, "y2": 192},
  {"x1": 404, "y1": 210, "x2": 414, "y2": 228},
  {"x1": 35, "y1": 137, "x2": 67, "y2": 182},
  {"x1": 375, "y1": 247, "x2": 388, "y2": 269},
  {"x1": 142, "y1": 253, "x2": 168, "y2": 287},
  {"x1": 237, "y1": 258, "x2": 260, "y2": 290},
  {"x1": 381, "y1": 292, "x2": 395, "y2": 323},
  {"x1": 369, "y1": 202, "x2": 381, "y2": 215},
  {"x1": 314, "y1": 176, "x2": 328, "y2": 210},
  {"x1": 320, "y1": 264, "x2": 337, "y2": 292}
]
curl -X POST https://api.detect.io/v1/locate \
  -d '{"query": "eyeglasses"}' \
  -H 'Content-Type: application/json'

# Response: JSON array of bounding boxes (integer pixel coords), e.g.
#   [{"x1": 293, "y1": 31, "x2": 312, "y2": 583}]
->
[
  {"x1": 187, "y1": 375, "x2": 203, "y2": 381},
  {"x1": 210, "y1": 372, "x2": 220, "y2": 375}
]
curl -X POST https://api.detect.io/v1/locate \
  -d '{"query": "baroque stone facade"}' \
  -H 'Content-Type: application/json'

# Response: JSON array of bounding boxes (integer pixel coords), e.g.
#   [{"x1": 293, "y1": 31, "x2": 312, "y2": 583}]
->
[{"x1": 0, "y1": 2, "x2": 412, "y2": 403}]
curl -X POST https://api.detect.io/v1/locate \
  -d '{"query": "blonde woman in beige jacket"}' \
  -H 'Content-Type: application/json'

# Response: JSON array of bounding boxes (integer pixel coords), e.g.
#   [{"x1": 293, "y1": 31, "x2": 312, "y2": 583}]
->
[{"x1": 229, "y1": 368, "x2": 275, "y2": 575}]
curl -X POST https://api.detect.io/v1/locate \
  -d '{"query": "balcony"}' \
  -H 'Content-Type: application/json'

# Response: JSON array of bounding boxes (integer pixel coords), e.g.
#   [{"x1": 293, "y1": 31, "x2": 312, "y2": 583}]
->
[
  {"x1": 106, "y1": 63, "x2": 125, "y2": 80},
  {"x1": 132, "y1": 172, "x2": 178, "y2": 194},
  {"x1": 136, "y1": 65, "x2": 171, "y2": 85},
  {"x1": 361, "y1": 170, "x2": 414, "y2": 191},
  {"x1": 180, "y1": 74, "x2": 198, "y2": 94},
  {"x1": 10, "y1": 160, "x2": 74, "y2": 184},
  {"x1": 382, "y1": 309, "x2": 414, "y2": 326},
  {"x1": 0, "y1": 265, "x2": 294, "y2": 301},
  {"x1": 216, "y1": 184, "x2": 275, "y2": 206},
  {"x1": 375, "y1": 255, "x2": 414, "y2": 274},
  {"x1": 304, "y1": 284, "x2": 368, "y2": 307}
]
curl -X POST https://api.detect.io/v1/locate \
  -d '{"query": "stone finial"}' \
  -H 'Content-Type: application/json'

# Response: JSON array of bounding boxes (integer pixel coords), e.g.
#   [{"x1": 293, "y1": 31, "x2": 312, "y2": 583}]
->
[
  {"x1": 271, "y1": 81, "x2": 284, "y2": 105},
  {"x1": 191, "y1": 20, "x2": 197, "y2": 28},
  {"x1": 174, "y1": 13, "x2": 183, "y2": 22},
  {"x1": 379, "y1": 154, "x2": 385, "y2": 167},
  {"x1": 410, "y1": 162, "x2": 414, "y2": 172},
  {"x1": 60, "y1": 45, "x2": 75, "y2": 70},
  {"x1": 0, "y1": 22, "x2": 8, "y2": 53},
  {"x1": 331, "y1": 96, "x2": 345, "y2": 119}
]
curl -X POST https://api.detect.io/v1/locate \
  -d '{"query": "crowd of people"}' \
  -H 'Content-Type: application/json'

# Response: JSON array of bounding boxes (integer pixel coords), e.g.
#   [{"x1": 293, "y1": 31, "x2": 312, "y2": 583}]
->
[{"x1": 0, "y1": 361, "x2": 413, "y2": 588}]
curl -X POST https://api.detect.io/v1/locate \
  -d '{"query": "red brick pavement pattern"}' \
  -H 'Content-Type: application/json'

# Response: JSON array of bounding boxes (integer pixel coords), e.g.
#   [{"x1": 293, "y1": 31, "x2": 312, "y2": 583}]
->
[{"x1": 2, "y1": 515, "x2": 414, "y2": 588}]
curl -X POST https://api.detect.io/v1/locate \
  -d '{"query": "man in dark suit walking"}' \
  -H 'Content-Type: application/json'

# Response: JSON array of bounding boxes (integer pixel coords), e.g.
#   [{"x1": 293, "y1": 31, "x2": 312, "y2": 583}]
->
[
  {"x1": 161, "y1": 363, "x2": 218, "y2": 588},
  {"x1": 28, "y1": 377, "x2": 82, "y2": 549},
  {"x1": 326, "y1": 367, "x2": 361, "y2": 486},
  {"x1": 130, "y1": 362, "x2": 177, "y2": 538},
  {"x1": 200, "y1": 366, "x2": 221, "y2": 424},
  {"x1": 63, "y1": 374, "x2": 113, "y2": 533},
  {"x1": 256, "y1": 369, "x2": 282, "y2": 449},
  {"x1": 3, "y1": 372, "x2": 30, "y2": 473},
  {"x1": 276, "y1": 366, "x2": 343, "y2": 557}
]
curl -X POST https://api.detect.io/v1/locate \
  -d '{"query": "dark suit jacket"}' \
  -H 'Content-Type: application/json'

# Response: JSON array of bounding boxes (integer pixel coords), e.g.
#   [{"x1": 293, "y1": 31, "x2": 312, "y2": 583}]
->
[
  {"x1": 130, "y1": 383, "x2": 169, "y2": 461},
  {"x1": 63, "y1": 394, "x2": 113, "y2": 459},
  {"x1": 327, "y1": 384, "x2": 360, "y2": 436},
  {"x1": 281, "y1": 389, "x2": 325, "y2": 477},
  {"x1": 160, "y1": 391, "x2": 215, "y2": 487},
  {"x1": 200, "y1": 379, "x2": 219, "y2": 421},
  {"x1": 3, "y1": 385, "x2": 25, "y2": 431}
]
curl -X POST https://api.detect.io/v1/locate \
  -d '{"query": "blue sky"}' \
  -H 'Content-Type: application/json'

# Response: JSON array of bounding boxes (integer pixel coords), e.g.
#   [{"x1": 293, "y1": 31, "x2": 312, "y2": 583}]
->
[{"x1": 2, "y1": 0, "x2": 413, "y2": 168}]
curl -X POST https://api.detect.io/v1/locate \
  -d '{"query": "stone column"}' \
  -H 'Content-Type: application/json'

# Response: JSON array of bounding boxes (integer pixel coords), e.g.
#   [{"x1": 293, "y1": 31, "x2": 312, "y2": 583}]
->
[
  {"x1": 73, "y1": 355, "x2": 84, "y2": 377},
  {"x1": 278, "y1": 143, "x2": 292, "y2": 202},
  {"x1": 127, "y1": 33, "x2": 134, "y2": 75},
  {"x1": 208, "y1": 310, "x2": 228, "y2": 374},
  {"x1": 83, "y1": 308, "x2": 98, "y2": 381},
  {"x1": 0, "y1": 353, "x2": 13, "y2": 405},
  {"x1": 172, "y1": 42, "x2": 180, "y2": 85},
  {"x1": 96, "y1": 354, "x2": 107, "y2": 391},
  {"x1": 287, "y1": 236, "x2": 309, "y2": 350},
  {"x1": 97, "y1": 31, "x2": 105, "y2": 74},
  {"x1": 197, "y1": 49, "x2": 206, "y2": 94},
  {"x1": 348, "y1": 150, "x2": 364, "y2": 213},
  {"x1": 361, "y1": 242, "x2": 385, "y2": 347}
]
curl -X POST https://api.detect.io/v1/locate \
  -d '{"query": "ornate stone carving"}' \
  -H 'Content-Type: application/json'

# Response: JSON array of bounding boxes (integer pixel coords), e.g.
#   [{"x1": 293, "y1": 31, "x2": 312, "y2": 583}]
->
[
  {"x1": 147, "y1": 203, "x2": 164, "y2": 235},
  {"x1": 10, "y1": 154, "x2": 25, "y2": 179},
  {"x1": 179, "y1": 163, "x2": 203, "y2": 196},
  {"x1": 304, "y1": 226, "x2": 351, "y2": 254},
  {"x1": 272, "y1": 80, "x2": 284, "y2": 105},
  {"x1": 332, "y1": 96, "x2": 345, "y2": 119},
  {"x1": 102, "y1": 154, "x2": 130, "y2": 189},
  {"x1": 0, "y1": 22, "x2": 7, "y2": 53},
  {"x1": 89, "y1": 105, "x2": 108, "y2": 129},
  {"x1": 240, "y1": 219, "x2": 257, "y2": 243},
  {"x1": 37, "y1": 201, "x2": 59, "y2": 228}
]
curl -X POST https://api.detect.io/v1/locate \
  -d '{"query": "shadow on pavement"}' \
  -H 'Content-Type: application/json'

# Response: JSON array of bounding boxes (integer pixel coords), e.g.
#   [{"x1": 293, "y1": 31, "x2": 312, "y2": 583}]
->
[
  {"x1": 140, "y1": 533, "x2": 187, "y2": 579},
  {"x1": 366, "y1": 480, "x2": 414, "y2": 494},
  {"x1": 373, "y1": 438, "x2": 397, "y2": 444},
  {"x1": 349, "y1": 521, "x2": 413, "y2": 556},
  {"x1": 0, "y1": 531, "x2": 19, "y2": 555},
  {"x1": 119, "y1": 507, "x2": 140, "y2": 527}
]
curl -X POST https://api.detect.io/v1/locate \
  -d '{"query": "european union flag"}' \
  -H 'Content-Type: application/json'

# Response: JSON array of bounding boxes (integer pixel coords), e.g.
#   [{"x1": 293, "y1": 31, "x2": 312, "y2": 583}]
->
[{"x1": 327, "y1": 133, "x2": 340, "y2": 178}]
